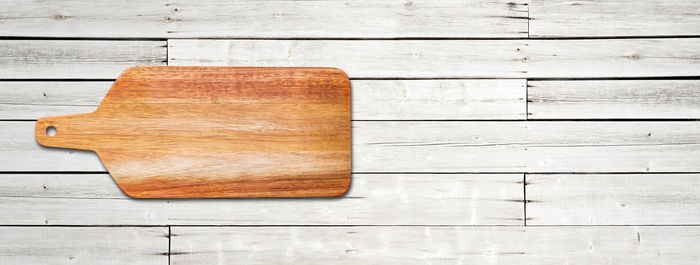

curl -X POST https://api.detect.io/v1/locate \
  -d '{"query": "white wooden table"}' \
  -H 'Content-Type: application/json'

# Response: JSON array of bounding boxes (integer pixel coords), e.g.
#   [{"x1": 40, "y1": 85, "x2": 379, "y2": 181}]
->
[{"x1": 1, "y1": 0, "x2": 700, "y2": 264}]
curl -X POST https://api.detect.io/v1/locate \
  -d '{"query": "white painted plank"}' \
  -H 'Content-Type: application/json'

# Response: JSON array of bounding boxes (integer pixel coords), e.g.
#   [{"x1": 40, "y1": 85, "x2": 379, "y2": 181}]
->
[
  {"x1": 528, "y1": 80, "x2": 700, "y2": 119},
  {"x1": 0, "y1": 0, "x2": 528, "y2": 38},
  {"x1": 0, "y1": 227, "x2": 168, "y2": 265},
  {"x1": 0, "y1": 82, "x2": 110, "y2": 119},
  {"x1": 167, "y1": 0, "x2": 529, "y2": 38},
  {"x1": 530, "y1": 0, "x2": 700, "y2": 37},
  {"x1": 168, "y1": 39, "x2": 700, "y2": 78},
  {"x1": 0, "y1": 0, "x2": 164, "y2": 38},
  {"x1": 168, "y1": 39, "x2": 527, "y2": 78},
  {"x1": 170, "y1": 226, "x2": 700, "y2": 265},
  {"x1": 0, "y1": 122, "x2": 106, "y2": 171},
  {"x1": 527, "y1": 174, "x2": 700, "y2": 225},
  {"x1": 353, "y1": 121, "x2": 700, "y2": 173},
  {"x1": 524, "y1": 39, "x2": 700, "y2": 78},
  {"x1": 353, "y1": 79, "x2": 526, "y2": 120},
  {"x1": 0, "y1": 174, "x2": 523, "y2": 225},
  {"x1": 0, "y1": 80, "x2": 526, "y2": 120},
  {"x1": 0, "y1": 40, "x2": 166, "y2": 79},
  {"x1": 4, "y1": 121, "x2": 700, "y2": 172}
]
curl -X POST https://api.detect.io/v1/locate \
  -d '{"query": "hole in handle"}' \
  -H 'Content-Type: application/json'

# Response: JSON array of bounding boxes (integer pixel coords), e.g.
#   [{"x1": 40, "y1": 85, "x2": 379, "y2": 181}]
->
[{"x1": 46, "y1": 126, "x2": 57, "y2": 137}]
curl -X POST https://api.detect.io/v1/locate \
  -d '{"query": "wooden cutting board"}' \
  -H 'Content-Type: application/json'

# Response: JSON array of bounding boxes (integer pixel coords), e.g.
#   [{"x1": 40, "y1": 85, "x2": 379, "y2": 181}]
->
[{"x1": 35, "y1": 66, "x2": 351, "y2": 198}]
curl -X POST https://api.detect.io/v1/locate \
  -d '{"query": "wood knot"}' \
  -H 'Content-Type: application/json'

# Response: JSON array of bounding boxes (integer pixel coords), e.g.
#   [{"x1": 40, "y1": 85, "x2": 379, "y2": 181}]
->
[
  {"x1": 54, "y1": 14, "x2": 70, "y2": 20},
  {"x1": 626, "y1": 54, "x2": 641, "y2": 60}
]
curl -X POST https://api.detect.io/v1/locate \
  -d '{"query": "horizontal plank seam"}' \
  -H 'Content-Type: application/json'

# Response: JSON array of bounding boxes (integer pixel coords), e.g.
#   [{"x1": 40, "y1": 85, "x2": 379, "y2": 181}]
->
[
  {"x1": 4, "y1": 172, "x2": 700, "y2": 175},
  {"x1": 5, "y1": 76, "x2": 700, "y2": 81},
  {"x1": 511, "y1": 119, "x2": 700, "y2": 122},
  {"x1": 528, "y1": 35, "x2": 700, "y2": 40},
  {"x1": 520, "y1": 224, "x2": 700, "y2": 227},
  {"x1": 1, "y1": 119, "x2": 540, "y2": 122},
  {"x1": 0, "y1": 196, "x2": 129, "y2": 200},
  {"x1": 0, "y1": 79, "x2": 116, "y2": 82},
  {"x1": 167, "y1": 36, "x2": 700, "y2": 40},
  {"x1": 3, "y1": 77, "x2": 700, "y2": 82},
  {"x1": 0, "y1": 37, "x2": 166, "y2": 41},
  {"x1": 5, "y1": 119, "x2": 700, "y2": 122},
  {"x1": 0, "y1": 225, "x2": 525, "y2": 227},
  {"x1": 357, "y1": 172, "x2": 700, "y2": 175},
  {"x1": 4, "y1": 36, "x2": 700, "y2": 40},
  {"x1": 0, "y1": 225, "x2": 170, "y2": 227},
  {"x1": 0, "y1": 195, "x2": 525, "y2": 202},
  {"x1": 1, "y1": 224, "x2": 698, "y2": 227},
  {"x1": 527, "y1": 76, "x2": 700, "y2": 81},
  {"x1": 0, "y1": 171, "x2": 108, "y2": 174}
]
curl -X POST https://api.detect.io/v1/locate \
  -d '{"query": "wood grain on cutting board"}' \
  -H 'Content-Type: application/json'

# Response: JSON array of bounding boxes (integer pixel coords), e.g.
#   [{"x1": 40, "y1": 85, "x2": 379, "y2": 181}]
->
[{"x1": 34, "y1": 66, "x2": 352, "y2": 198}]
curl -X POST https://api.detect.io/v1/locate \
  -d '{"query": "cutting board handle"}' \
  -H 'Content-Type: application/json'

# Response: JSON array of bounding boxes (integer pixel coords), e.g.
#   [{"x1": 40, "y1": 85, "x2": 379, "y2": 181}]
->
[{"x1": 35, "y1": 113, "x2": 97, "y2": 151}]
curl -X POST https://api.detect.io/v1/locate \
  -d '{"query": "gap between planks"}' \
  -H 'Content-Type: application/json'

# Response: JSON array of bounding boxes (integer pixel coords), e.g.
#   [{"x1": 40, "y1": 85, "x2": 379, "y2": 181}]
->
[{"x1": 3, "y1": 224, "x2": 700, "y2": 227}]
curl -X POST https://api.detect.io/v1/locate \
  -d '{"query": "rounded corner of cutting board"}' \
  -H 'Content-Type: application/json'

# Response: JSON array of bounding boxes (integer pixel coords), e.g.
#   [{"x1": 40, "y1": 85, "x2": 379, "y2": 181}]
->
[
  {"x1": 332, "y1": 174, "x2": 353, "y2": 197},
  {"x1": 327, "y1": 67, "x2": 350, "y2": 78},
  {"x1": 114, "y1": 184, "x2": 146, "y2": 199}
]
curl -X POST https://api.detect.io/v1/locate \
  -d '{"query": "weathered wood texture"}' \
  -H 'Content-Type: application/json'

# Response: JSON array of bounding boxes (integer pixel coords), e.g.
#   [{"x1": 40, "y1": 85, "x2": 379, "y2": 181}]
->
[
  {"x1": 0, "y1": 174, "x2": 523, "y2": 225},
  {"x1": 5, "y1": 121, "x2": 700, "y2": 173},
  {"x1": 0, "y1": 82, "x2": 110, "y2": 120},
  {"x1": 353, "y1": 79, "x2": 526, "y2": 120},
  {"x1": 1, "y1": 79, "x2": 526, "y2": 120},
  {"x1": 1, "y1": 39, "x2": 697, "y2": 80},
  {"x1": 0, "y1": 40, "x2": 166, "y2": 79},
  {"x1": 2, "y1": 122, "x2": 106, "y2": 171},
  {"x1": 0, "y1": 227, "x2": 168, "y2": 265},
  {"x1": 0, "y1": 0, "x2": 528, "y2": 38},
  {"x1": 528, "y1": 80, "x2": 700, "y2": 119},
  {"x1": 530, "y1": 0, "x2": 700, "y2": 37},
  {"x1": 527, "y1": 174, "x2": 700, "y2": 225},
  {"x1": 7, "y1": 0, "x2": 697, "y2": 39},
  {"x1": 3, "y1": 0, "x2": 700, "y2": 263},
  {"x1": 354, "y1": 121, "x2": 700, "y2": 173},
  {"x1": 168, "y1": 0, "x2": 529, "y2": 38},
  {"x1": 168, "y1": 39, "x2": 700, "y2": 78},
  {"x1": 170, "y1": 226, "x2": 700, "y2": 265},
  {"x1": 34, "y1": 66, "x2": 352, "y2": 198},
  {"x1": 0, "y1": 0, "x2": 164, "y2": 38},
  {"x1": 168, "y1": 39, "x2": 528, "y2": 78}
]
